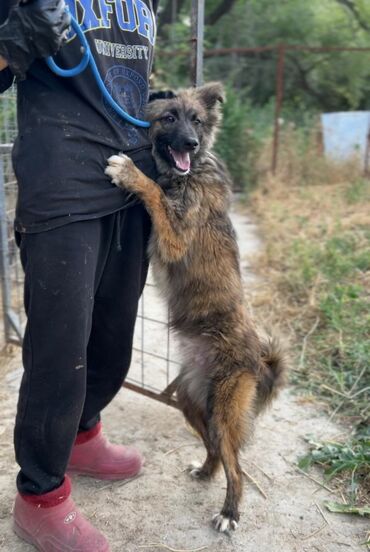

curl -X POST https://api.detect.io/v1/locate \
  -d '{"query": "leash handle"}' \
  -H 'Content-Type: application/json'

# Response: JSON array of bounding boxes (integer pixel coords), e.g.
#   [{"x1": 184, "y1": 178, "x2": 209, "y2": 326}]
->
[{"x1": 46, "y1": 15, "x2": 150, "y2": 128}]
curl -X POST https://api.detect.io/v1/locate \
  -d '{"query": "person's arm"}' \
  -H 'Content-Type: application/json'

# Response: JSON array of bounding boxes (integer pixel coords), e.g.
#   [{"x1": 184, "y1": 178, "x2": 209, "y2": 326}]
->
[
  {"x1": 0, "y1": 0, "x2": 13, "y2": 91},
  {"x1": 0, "y1": 56, "x2": 13, "y2": 94},
  {"x1": 0, "y1": 57, "x2": 8, "y2": 71},
  {"x1": 0, "y1": 0, "x2": 70, "y2": 82}
]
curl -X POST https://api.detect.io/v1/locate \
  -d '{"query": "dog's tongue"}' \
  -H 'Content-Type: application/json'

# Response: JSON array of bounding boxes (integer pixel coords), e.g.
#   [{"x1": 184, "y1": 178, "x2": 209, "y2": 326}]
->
[{"x1": 170, "y1": 149, "x2": 191, "y2": 172}]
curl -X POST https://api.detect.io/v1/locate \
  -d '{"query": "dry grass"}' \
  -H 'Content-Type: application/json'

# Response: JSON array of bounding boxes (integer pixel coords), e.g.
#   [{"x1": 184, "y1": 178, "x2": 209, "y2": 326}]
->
[
  {"x1": 248, "y1": 127, "x2": 369, "y2": 420},
  {"x1": 256, "y1": 123, "x2": 363, "y2": 188},
  {"x1": 242, "y1": 126, "x2": 370, "y2": 508}
]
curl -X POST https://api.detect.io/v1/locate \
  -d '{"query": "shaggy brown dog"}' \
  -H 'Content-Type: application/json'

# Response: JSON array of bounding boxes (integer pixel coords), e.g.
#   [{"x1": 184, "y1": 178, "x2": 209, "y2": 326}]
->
[{"x1": 105, "y1": 83, "x2": 286, "y2": 532}]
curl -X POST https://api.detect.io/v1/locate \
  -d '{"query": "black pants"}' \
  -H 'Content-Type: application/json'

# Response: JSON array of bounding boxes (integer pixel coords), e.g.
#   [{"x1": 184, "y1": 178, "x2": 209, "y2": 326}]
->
[{"x1": 14, "y1": 205, "x2": 151, "y2": 495}]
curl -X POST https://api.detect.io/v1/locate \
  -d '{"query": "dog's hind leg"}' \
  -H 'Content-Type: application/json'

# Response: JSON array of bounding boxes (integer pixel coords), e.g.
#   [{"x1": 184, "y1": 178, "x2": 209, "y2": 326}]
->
[
  {"x1": 177, "y1": 383, "x2": 221, "y2": 480},
  {"x1": 212, "y1": 433, "x2": 243, "y2": 531},
  {"x1": 189, "y1": 438, "x2": 221, "y2": 480},
  {"x1": 211, "y1": 372, "x2": 257, "y2": 532}
]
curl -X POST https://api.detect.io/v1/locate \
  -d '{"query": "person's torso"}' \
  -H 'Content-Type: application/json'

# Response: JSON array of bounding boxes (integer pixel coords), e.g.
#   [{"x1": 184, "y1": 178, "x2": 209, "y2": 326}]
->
[
  {"x1": 17, "y1": 0, "x2": 156, "y2": 155},
  {"x1": 12, "y1": 0, "x2": 157, "y2": 232}
]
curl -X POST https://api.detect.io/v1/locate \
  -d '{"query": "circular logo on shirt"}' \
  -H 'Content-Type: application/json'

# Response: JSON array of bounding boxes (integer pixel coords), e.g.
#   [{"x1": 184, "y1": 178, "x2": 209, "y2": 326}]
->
[{"x1": 103, "y1": 66, "x2": 148, "y2": 146}]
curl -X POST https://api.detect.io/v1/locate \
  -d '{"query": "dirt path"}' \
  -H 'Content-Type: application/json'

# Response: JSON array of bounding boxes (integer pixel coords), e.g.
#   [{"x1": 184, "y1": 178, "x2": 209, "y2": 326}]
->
[{"x1": 0, "y1": 205, "x2": 368, "y2": 552}]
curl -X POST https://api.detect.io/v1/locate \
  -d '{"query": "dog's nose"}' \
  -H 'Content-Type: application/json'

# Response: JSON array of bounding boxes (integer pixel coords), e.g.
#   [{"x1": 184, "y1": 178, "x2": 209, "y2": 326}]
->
[{"x1": 185, "y1": 138, "x2": 199, "y2": 151}]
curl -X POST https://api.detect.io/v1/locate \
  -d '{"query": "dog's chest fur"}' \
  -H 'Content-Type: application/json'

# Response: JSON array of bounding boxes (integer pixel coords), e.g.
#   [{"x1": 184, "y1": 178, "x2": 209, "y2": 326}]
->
[{"x1": 148, "y1": 156, "x2": 245, "y2": 342}]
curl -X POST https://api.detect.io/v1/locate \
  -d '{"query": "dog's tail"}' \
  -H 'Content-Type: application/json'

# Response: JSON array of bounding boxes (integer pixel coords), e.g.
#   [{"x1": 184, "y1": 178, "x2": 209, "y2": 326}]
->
[{"x1": 255, "y1": 336, "x2": 287, "y2": 414}]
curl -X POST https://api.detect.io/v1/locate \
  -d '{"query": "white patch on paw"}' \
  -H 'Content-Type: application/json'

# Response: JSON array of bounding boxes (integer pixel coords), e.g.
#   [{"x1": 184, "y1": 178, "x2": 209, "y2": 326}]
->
[
  {"x1": 108, "y1": 153, "x2": 130, "y2": 165},
  {"x1": 212, "y1": 513, "x2": 238, "y2": 533},
  {"x1": 105, "y1": 154, "x2": 131, "y2": 185},
  {"x1": 104, "y1": 167, "x2": 121, "y2": 186},
  {"x1": 188, "y1": 460, "x2": 202, "y2": 478}
]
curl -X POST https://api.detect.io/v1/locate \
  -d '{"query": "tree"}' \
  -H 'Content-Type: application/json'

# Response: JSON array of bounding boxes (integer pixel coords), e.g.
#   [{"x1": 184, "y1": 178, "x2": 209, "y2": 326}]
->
[
  {"x1": 155, "y1": 0, "x2": 370, "y2": 112},
  {"x1": 335, "y1": 0, "x2": 370, "y2": 32},
  {"x1": 158, "y1": 0, "x2": 240, "y2": 31},
  {"x1": 205, "y1": 0, "x2": 239, "y2": 25}
]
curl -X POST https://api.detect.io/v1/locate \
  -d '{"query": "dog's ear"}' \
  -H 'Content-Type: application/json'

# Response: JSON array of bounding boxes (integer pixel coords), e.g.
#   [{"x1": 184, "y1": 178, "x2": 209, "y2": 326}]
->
[
  {"x1": 195, "y1": 82, "x2": 225, "y2": 110},
  {"x1": 148, "y1": 90, "x2": 177, "y2": 103}
]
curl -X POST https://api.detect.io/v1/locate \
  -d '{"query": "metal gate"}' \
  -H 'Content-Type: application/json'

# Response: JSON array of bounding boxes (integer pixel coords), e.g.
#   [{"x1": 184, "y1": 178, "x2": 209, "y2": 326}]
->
[
  {"x1": 0, "y1": 92, "x2": 183, "y2": 408},
  {"x1": 0, "y1": 1, "x2": 205, "y2": 407}
]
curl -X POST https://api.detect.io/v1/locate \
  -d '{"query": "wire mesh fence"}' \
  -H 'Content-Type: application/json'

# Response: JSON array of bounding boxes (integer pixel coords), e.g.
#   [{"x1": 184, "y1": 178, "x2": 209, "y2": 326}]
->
[
  {"x1": 0, "y1": 92, "x2": 25, "y2": 346},
  {"x1": 0, "y1": 90, "x2": 181, "y2": 407}
]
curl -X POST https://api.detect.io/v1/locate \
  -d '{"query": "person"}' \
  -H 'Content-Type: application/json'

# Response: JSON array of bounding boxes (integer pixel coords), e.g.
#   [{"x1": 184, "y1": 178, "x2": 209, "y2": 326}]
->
[{"x1": 0, "y1": 0, "x2": 159, "y2": 550}]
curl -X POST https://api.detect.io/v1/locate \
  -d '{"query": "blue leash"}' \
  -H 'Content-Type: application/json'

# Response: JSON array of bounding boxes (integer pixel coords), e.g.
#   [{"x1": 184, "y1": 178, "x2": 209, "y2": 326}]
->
[{"x1": 46, "y1": 15, "x2": 150, "y2": 128}]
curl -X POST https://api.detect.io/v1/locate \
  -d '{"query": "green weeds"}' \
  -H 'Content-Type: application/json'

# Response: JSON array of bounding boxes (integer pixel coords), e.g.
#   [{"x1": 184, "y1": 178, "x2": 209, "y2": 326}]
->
[
  {"x1": 251, "y1": 165, "x2": 370, "y2": 513},
  {"x1": 290, "y1": 227, "x2": 370, "y2": 422},
  {"x1": 298, "y1": 427, "x2": 370, "y2": 509}
]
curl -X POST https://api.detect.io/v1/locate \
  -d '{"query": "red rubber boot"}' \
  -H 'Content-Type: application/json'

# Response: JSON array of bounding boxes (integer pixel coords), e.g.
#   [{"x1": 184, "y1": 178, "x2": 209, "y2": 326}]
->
[
  {"x1": 13, "y1": 476, "x2": 110, "y2": 551},
  {"x1": 68, "y1": 422, "x2": 143, "y2": 480}
]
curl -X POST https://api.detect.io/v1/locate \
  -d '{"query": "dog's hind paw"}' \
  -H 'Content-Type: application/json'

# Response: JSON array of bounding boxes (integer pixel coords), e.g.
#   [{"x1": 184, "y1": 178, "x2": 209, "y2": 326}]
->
[
  {"x1": 105, "y1": 154, "x2": 136, "y2": 187},
  {"x1": 212, "y1": 513, "x2": 238, "y2": 533},
  {"x1": 188, "y1": 461, "x2": 203, "y2": 479}
]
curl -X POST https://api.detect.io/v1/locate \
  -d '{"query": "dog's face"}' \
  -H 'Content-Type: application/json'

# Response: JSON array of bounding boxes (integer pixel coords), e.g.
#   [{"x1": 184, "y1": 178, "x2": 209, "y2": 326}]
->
[{"x1": 146, "y1": 82, "x2": 225, "y2": 176}]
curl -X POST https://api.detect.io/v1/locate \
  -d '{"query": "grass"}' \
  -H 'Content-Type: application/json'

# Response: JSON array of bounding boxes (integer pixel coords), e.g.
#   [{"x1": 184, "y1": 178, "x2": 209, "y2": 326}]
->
[
  {"x1": 298, "y1": 427, "x2": 370, "y2": 508},
  {"x1": 246, "y1": 125, "x2": 370, "y2": 510}
]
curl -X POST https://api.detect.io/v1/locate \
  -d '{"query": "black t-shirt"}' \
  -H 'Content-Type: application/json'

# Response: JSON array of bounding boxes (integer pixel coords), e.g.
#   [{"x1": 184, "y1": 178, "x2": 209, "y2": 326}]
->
[{"x1": 2, "y1": 0, "x2": 157, "y2": 232}]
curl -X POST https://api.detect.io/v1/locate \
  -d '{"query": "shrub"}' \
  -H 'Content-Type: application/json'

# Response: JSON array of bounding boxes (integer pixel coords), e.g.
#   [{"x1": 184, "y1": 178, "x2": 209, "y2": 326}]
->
[{"x1": 214, "y1": 87, "x2": 264, "y2": 192}]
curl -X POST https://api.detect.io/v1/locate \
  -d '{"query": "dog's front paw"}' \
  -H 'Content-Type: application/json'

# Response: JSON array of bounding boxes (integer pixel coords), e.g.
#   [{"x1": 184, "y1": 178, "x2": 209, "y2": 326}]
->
[
  {"x1": 105, "y1": 153, "x2": 137, "y2": 189},
  {"x1": 212, "y1": 513, "x2": 238, "y2": 533}
]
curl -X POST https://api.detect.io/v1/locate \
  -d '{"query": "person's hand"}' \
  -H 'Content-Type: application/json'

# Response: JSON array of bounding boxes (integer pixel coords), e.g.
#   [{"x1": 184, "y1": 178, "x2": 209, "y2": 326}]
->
[{"x1": 0, "y1": 0, "x2": 71, "y2": 80}]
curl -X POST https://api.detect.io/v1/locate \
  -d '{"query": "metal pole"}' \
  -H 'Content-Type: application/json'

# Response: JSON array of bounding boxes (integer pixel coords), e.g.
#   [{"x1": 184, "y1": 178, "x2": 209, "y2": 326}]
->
[
  {"x1": 0, "y1": 145, "x2": 23, "y2": 344},
  {"x1": 272, "y1": 44, "x2": 285, "y2": 174},
  {"x1": 0, "y1": 150, "x2": 13, "y2": 343},
  {"x1": 191, "y1": 0, "x2": 204, "y2": 87},
  {"x1": 364, "y1": 124, "x2": 370, "y2": 176}
]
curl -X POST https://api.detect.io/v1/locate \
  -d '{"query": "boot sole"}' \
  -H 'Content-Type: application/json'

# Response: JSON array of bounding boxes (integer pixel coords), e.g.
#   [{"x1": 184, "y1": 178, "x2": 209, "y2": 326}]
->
[
  {"x1": 67, "y1": 465, "x2": 141, "y2": 480},
  {"x1": 13, "y1": 520, "x2": 39, "y2": 550},
  {"x1": 13, "y1": 519, "x2": 111, "y2": 551}
]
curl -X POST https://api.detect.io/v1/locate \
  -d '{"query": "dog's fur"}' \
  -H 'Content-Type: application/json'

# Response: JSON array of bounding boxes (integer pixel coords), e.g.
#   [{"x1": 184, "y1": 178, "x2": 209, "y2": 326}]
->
[{"x1": 106, "y1": 83, "x2": 286, "y2": 532}]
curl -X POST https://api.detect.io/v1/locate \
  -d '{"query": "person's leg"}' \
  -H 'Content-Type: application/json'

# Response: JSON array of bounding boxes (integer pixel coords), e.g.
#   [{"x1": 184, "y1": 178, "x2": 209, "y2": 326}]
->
[
  {"x1": 14, "y1": 220, "x2": 104, "y2": 495},
  {"x1": 67, "y1": 205, "x2": 151, "y2": 480},
  {"x1": 13, "y1": 219, "x2": 114, "y2": 551},
  {"x1": 78, "y1": 203, "x2": 151, "y2": 430}
]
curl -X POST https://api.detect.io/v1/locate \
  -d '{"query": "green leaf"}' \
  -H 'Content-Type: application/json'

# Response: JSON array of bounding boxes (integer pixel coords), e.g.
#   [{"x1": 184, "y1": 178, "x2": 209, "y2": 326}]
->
[
  {"x1": 324, "y1": 501, "x2": 370, "y2": 516},
  {"x1": 297, "y1": 455, "x2": 312, "y2": 471}
]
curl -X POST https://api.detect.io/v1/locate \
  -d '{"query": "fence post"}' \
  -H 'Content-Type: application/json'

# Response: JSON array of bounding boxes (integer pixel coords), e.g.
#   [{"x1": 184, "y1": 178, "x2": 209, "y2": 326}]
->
[
  {"x1": 191, "y1": 0, "x2": 204, "y2": 87},
  {"x1": 272, "y1": 44, "x2": 286, "y2": 174},
  {"x1": 0, "y1": 150, "x2": 12, "y2": 343},
  {"x1": 364, "y1": 125, "x2": 370, "y2": 176},
  {"x1": 0, "y1": 145, "x2": 23, "y2": 344}
]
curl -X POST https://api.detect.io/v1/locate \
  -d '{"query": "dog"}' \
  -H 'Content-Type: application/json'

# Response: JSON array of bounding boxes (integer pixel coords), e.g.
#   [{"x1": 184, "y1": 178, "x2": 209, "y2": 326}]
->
[{"x1": 105, "y1": 82, "x2": 286, "y2": 532}]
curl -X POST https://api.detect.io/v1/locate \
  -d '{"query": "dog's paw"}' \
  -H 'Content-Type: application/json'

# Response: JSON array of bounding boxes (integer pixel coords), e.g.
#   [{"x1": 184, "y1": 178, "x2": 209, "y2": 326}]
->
[
  {"x1": 105, "y1": 154, "x2": 135, "y2": 187},
  {"x1": 188, "y1": 460, "x2": 202, "y2": 479},
  {"x1": 212, "y1": 513, "x2": 238, "y2": 533}
]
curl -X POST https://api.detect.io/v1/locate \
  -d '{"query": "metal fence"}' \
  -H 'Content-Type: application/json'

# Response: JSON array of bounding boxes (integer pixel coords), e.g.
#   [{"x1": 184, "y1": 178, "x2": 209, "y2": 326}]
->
[
  {"x1": 160, "y1": 42, "x2": 370, "y2": 173},
  {"x1": 0, "y1": 92, "x2": 25, "y2": 346},
  {"x1": 0, "y1": 90, "x2": 180, "y2": 407}
]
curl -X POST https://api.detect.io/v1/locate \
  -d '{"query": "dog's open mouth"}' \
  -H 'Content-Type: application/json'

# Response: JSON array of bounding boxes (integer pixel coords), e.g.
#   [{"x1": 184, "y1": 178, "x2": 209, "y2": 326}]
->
[{"x1": 168, "y1": 146, "x2": 191, "y2": 173}]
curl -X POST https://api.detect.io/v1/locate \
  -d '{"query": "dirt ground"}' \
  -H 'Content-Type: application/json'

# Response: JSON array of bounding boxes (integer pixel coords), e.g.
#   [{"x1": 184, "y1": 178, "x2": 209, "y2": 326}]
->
[{"x1": 0, "y1": 206, "x2": 368, "y2": 552}]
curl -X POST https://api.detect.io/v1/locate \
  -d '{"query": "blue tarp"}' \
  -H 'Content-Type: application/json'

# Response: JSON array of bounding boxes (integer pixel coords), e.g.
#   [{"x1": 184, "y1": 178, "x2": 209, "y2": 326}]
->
[{"x1": 321, "y1": 111, "x2": 370, "y2": 169}]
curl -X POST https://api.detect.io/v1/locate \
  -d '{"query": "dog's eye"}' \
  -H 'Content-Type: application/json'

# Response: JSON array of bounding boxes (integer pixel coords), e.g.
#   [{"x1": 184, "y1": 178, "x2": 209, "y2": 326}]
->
[
  {"x1": 164, "y1": 115, "x2": 176, "y2": 123},
  {"x1": 193, "y1": 118, "x2": 202, "y2": 125}
]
